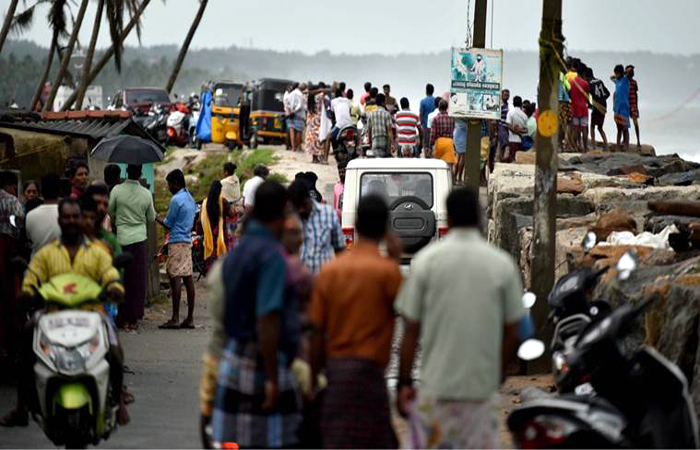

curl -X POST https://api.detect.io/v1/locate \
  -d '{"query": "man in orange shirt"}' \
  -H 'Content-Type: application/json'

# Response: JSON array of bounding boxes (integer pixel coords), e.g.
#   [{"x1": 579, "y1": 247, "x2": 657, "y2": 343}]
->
[{"x1": 309, "y1": 195, "x2": 402, "y2": 449}]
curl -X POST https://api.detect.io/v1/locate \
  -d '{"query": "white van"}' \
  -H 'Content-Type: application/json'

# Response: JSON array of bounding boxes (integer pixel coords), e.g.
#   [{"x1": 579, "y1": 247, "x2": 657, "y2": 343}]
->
[{"x1": 341, "y1": 158, "x2": 453, "y2": 268}]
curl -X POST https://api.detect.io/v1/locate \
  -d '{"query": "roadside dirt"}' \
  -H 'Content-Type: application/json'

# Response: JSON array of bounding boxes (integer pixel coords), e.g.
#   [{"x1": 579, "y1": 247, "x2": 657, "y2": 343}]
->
[{"x1": 269, "y1": 147, "x2": 340, "y2": 200}]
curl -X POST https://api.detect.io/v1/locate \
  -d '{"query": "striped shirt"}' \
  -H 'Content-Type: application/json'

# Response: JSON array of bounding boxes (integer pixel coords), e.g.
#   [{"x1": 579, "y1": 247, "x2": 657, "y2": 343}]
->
[
  {"x1": 395, "y1": 109, "x2": 420, "y2": 145},
  {"x1": 367, "y1": 107, "x2": 392, "y2": 139},
  {"x1": 628, "y1": 78, "x2": 638, "y2": 108},
  {"x1": 301, "y1": 201, "x2": 346, "y2": 274}
]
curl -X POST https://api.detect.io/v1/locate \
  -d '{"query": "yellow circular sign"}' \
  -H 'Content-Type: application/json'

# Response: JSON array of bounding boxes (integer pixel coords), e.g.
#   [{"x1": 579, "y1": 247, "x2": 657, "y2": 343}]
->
[{"x1": 537, "y1": 109, "x2": 558, "y2": 137}]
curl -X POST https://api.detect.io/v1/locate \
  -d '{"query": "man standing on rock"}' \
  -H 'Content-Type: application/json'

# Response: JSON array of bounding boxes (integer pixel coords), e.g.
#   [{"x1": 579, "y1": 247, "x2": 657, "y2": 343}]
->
[
  {"x1": 158, "y1": 169, "x2": 197, "y2": 329},
  {"x1": 612, "y1": 64, "x2": 631, "y2": 152},
  {"x1": 396, "y1": 188, "x2": 524, "y2": 449},
  {"x1": 587, "y1": 67, "x2": 610, "y2": 150},
  {"x1": 289, "y1": 179, "x2": 345, "y2": 274},
  {"x1": 626, "y1": 65, "x2": 641, "y2": 149},
  {"x1": 570, "y1": 65, "x2": 591, "y2": 152}
]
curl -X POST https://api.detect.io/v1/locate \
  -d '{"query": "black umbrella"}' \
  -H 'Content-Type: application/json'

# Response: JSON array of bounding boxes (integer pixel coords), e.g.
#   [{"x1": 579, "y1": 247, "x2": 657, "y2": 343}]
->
[{"x1": 91, "y1": 135, "x2": 164, "y2": 164}]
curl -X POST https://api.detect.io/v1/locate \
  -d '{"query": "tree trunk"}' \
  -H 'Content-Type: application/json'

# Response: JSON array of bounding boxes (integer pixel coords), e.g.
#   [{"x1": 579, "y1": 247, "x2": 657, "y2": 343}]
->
[
  {"x1": 165, "y1": 0, "x2": 208, "y2": 94},
  {"x1": 44, "y1": 0, "x2": 90, "y2": 111},
  {"x1": 75, "y1": 0, "x2": 105, "y2": 109},
  {"x1": 30, "y1": 34, "x2": 58, "y2": 111},
  {"x1": 0, "y1": 0, "x2": 20, "y2": 55},
  {"x1": 61, "y1": 0, "x2": 151, "y2": 111},
  {"x1": 530, "y1": 0, "x2": 563, "y2": 370}
]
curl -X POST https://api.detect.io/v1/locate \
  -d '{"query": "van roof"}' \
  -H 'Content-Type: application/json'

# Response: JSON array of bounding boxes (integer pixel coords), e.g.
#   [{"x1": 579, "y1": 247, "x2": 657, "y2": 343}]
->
[{"x1": 347, "y1": 158, "x2": 450, "y2": 170}]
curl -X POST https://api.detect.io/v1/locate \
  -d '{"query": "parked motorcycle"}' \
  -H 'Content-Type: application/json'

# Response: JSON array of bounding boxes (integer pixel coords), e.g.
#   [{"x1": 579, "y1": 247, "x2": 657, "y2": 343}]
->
[
  {"x1": 331, "y1": 125, "x2": 360, "y2": 164},
  {"x1": 166, "y1": 108, "x2": 190, "y2": 148},
  {"x1": 134, "y1": 103, "x2": 169, "y2": 144},
  {"x1": 17, "y1": 254, "x2": 132, "y2": 449},
  {"x1": 508, "y1": 238, "x2": 699, "y2": 448},
  {"x1": 188, "y1": 94, "x2": 202, "y2": 149}
]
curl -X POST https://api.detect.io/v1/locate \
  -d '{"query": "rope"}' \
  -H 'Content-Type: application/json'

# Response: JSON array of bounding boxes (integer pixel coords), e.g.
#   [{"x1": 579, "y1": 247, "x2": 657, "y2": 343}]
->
[{"x1": 465, "y1": 0, "x2": 473, "y2": 48}]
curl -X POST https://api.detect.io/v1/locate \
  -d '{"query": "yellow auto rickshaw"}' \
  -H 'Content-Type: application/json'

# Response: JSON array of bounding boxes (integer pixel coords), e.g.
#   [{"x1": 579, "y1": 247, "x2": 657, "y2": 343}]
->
[
  {"x1": 246, "y1": 78, "x2": 294, "y2": 149},
  {"x1": 208, "y1": 80, "x2": 250, "y2": 149}
]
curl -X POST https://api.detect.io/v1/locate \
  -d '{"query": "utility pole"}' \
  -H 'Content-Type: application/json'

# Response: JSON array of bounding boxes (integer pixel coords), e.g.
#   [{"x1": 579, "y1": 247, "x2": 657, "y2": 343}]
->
[
  {"x1": 465, "y1": 0, "x2": 487, "y2": 188},
  {"x1": 530, "y1": 0, "x2": 562, "y2": 364}
]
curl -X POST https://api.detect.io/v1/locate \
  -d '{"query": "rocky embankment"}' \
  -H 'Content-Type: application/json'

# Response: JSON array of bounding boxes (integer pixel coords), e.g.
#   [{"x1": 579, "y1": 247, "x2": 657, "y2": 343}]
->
[{"x1": 488, "y1": 148, "x2": 700, "y2": 420}]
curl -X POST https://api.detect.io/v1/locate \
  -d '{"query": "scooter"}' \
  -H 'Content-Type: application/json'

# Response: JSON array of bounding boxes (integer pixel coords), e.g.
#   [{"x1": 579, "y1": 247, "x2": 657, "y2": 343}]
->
[
  {"x1": 166, "y1": 109, "x2": 190, "y2": 148},
  {"x1": 17, "y1": 253, "x2": 132, "y2": 449},
  {"x1": 188, "y1": 94, "x2": 202, "y2": 149},
  {"x1": 331, "y1": 125, "x2": 359, "y2": 164},
  {"x1": 508, "y1": 242, "x2": 699, "y2": 448},
  {"x1": 135, "y1": 103, "x2": 169, "y2": 144}
]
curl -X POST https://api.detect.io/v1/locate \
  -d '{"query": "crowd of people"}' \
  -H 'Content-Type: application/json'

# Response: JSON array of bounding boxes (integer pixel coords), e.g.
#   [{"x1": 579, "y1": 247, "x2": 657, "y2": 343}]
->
[{"x1": 198, "y1": 178, "x2": 525, "y2": 449}]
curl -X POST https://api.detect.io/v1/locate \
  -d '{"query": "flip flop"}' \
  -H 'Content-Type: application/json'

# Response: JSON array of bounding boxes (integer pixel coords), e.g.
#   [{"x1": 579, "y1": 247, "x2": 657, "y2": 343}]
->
[
  {"x1": 158, "y1": 320, "x2": 180, "y2": 329},
  {"x1": 179, "y1": 321, "x2": 195, "y2": 329}
]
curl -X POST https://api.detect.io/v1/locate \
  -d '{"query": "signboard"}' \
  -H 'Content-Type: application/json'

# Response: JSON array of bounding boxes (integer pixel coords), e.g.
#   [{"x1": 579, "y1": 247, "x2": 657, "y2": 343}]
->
[{"x1": 448, "y1": 48, "x2": 503, "y2": 120}]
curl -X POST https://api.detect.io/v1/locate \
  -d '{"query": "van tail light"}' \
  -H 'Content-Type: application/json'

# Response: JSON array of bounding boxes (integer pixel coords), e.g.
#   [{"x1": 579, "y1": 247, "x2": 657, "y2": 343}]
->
[
  {"x1": 438, "y1": 226, "x2": 449, "y2": 239},
  {"x1": 343, "y1": 227, "x2": 354, "y2": 249}
]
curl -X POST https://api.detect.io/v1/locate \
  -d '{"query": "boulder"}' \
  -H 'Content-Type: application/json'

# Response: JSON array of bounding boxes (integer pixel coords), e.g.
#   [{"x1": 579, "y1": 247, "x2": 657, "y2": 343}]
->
[
  {"x1": 583, "y1": 186, "x2": 700, "y2": 209},
  {"x1": 590, "y1": 208, "x2": 637, "y2": 241},
  {"x1": 557, "y1": 174, "x2": 585, "y2": 195},
  {"x1": 628, "y1": 172, "x2": 654, "y2": 185},
  {"x1": 658, "y1": 169, "x2": 700, "y2": 187}
]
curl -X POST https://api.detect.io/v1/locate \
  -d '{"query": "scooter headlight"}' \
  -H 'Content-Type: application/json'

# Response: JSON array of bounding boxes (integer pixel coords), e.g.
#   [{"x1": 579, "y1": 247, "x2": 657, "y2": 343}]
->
[{"x1": 39, "y1": 332, "x2": 101, "y2": 375}]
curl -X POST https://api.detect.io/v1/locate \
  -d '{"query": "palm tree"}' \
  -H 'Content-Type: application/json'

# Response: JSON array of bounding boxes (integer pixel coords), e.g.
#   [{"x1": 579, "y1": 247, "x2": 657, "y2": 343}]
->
[
  {"x1": 29, "y1": 0, "x2": 69, "y2": 111},
  {"x1": 60, "y1": 0, "x2": 150, "y2": 111},
  {"x1": 74, "y1": 0, "x2": 104, "y2": 109},
  {"x1": 0, "y1": 0, "x2": 20, "y2": 55},
  {"x1": 44, "y1": 0, "x2": 90, "y2": 110},
  {"x1": 75, "y1": 0, "x2": 142, "y2": 109},
  {"x1": 165, "y1": 0, "x2": 208, "y2": 94}
]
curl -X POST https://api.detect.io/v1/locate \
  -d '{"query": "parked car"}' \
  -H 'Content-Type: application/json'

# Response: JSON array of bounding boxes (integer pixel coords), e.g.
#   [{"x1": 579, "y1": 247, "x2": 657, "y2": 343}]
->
[
  {"x1": 341, "y1": 158, "x2": 452, "y2": 272},
  {"x1": 109, "y1": 87, "x2": 171, "y2": 114}
]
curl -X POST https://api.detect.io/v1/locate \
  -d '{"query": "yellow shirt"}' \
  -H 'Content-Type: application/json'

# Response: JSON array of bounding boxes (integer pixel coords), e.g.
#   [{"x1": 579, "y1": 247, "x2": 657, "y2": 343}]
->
[{"x1": 22, "y1": 238, "x2": 123, "y2": 296}]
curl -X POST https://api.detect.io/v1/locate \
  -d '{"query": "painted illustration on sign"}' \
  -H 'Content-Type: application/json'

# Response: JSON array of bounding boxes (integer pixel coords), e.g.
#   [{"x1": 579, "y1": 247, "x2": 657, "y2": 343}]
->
[{"x1": 449, "y1": 48, "x2": 503, "y2": 120}]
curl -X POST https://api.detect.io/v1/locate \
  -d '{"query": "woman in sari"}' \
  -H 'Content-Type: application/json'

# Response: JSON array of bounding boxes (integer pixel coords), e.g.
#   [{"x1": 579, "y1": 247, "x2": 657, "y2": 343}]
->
[
  {"x1": 305, "y1": 83, "x2": 327, "y2": 163},
  {"x1": 197, "y1": 181, "x2": 229, "y2": 270}
]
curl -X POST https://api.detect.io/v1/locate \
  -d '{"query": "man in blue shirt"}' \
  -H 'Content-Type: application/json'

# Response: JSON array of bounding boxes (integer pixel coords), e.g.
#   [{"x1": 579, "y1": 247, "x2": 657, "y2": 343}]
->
[
  {"x1": 212, "y1": 180, "x2": 302, "y2": 448},
  {"x1": 419, "y1": 83, "x2": 437, "y2": 152},
  {"x1": 612, "y1": 64, "x2": 630, "y2": 152},
  {"x1": 158, "y1": 169, "x2": 197, "y2": 329}
]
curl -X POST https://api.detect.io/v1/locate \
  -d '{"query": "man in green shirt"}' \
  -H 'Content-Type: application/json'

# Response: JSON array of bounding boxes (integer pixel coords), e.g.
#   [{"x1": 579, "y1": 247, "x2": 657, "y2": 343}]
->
[
  {"x1": 395, "y1": 188, "x2": 525, "y2": 449},
  {"x1": 108, "y1": 164, "x2": 156, "y2": 329}
]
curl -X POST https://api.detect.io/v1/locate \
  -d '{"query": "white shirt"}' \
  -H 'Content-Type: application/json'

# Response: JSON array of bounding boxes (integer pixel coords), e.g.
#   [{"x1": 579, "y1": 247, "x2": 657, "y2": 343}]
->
[
  {"x1": 243, "y1": 176, "x2": 265, "y2": 207},
  {"x1": 283, "y1": 91, "x2": 291, "y2": 114},
  {"x1": 427, "y1": 109, "x2": 440, "y2": 129},
  {"x1": 25, "y1": 204, "x2": 60, "y2": 256},
  {"x1": 289, "y1": 88, "x2": 305, "y2": 118},
  {"x1": 330, "y1": 97, "x2": 353, "y2": 129},
  {"x1": 506, "y1": 106, "x2": 528, "y2": 143}
]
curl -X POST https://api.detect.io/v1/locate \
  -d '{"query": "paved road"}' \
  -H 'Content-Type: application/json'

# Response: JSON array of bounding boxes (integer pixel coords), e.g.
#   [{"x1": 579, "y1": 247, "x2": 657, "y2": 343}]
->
[{"x1": 0, "y1": 283, "x2": 210, "y2": 449}]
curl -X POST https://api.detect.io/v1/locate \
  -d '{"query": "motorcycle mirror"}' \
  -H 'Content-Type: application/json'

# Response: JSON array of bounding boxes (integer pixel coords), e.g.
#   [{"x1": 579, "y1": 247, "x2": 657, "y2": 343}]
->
[
  {"x1": 517, "y1": 339, "x2": 546, "y2": 361},
  {"x1": 582, "y1": 231, "x2": 597, "y2": 254},
  {"x1": 9, "y1": 214, "x2": 16, "y2": 228},
  {"x1": 522, "y1": 291, "x2": 537, "y2": 309},
  {"x1": 617, "y1": 251, "x2": 638, "y2": 281}
]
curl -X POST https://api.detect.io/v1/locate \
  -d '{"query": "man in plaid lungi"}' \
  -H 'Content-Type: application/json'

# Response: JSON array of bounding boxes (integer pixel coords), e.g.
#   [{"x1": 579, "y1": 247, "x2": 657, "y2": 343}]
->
[{"x1": 212, "y1": 181, "x2": 302, "y2": 448}]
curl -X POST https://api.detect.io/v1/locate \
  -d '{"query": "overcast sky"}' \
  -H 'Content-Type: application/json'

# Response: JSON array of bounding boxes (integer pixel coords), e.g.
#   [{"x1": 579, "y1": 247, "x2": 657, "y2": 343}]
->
[{"x1": 8, "y1": 0, "x2": 700, "y2": 55}]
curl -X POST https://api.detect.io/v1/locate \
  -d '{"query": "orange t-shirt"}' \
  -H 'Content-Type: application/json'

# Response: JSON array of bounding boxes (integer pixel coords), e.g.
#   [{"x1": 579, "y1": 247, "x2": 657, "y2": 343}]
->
[{"x1": 309, "y1": 242, "x2": 402, "y2": 367}]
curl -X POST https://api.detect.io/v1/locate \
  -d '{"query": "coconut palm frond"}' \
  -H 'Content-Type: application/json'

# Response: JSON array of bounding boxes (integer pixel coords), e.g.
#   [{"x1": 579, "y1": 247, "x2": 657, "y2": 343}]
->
[
  {"x1": 47, "y1": 0, "x2": 70, "y2": 40},
  {"x1": 9, "y1": 4, "x2": 37, "y2": 37},
  {"x1": 104, "y1": 0, "x2": 124, "y2": 71},
  {"x1": 126, "y1": 0, "x2": 142, "y2": 44}
]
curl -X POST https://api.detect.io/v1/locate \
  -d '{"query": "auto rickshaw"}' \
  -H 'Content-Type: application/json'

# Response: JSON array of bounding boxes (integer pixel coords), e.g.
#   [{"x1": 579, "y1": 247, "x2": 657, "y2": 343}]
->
[
  {"x1": 207, "y1": 80, "x2": 250, "y2": 149},
  {"x1": 246, "y1": 78, "x2": 293, "y2": 149}
]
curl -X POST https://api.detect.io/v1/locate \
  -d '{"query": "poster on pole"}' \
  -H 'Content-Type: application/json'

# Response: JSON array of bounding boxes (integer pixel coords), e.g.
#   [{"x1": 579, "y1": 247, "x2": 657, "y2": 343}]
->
[{"x1": 448, "y1": 48, "x2": 503, "y2": 120}]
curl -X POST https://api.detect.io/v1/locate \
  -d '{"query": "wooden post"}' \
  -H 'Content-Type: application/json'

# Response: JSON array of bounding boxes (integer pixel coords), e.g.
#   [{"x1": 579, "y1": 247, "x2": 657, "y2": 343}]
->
[
  {"x1": 465, "y1": 0, "x2": 488, "y2": 188},
  {"x1": 530, "y1": 0, "x2": 562, "y2": 361}
]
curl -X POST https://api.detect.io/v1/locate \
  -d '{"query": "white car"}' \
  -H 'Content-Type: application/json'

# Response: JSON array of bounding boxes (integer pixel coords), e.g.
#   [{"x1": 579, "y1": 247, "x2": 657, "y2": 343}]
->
[{"x1": 341, "y1": 158, "x2": 453, "y2": 270}]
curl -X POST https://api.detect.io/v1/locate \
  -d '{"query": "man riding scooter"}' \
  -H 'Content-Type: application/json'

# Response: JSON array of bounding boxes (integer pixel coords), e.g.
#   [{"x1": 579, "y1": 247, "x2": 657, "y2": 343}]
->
[{"x1": 0, "y1": 199, "x2": 130, "y2": 428}]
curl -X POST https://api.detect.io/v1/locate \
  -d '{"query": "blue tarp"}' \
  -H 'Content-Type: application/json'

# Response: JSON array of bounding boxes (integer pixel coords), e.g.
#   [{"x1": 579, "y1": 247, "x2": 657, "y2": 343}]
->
[{"x1": 196, "y1": 90, "x2": 212, "y2": 142}]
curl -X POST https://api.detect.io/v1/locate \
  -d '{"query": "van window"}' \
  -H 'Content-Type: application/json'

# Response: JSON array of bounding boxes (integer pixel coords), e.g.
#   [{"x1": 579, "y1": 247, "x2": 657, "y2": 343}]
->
[{"x1": 360, "y1": 172, "x2": 433, "y2": 208}]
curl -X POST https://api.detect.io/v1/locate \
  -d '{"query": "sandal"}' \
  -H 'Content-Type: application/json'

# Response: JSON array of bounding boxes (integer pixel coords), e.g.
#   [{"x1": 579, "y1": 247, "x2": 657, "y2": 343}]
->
[
  {"x1": 158, "y1": 320, "x2": 180, "y2": 329},
  {"x1": 180, "y1": 320, "x2": 195, "y2": 329}
]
